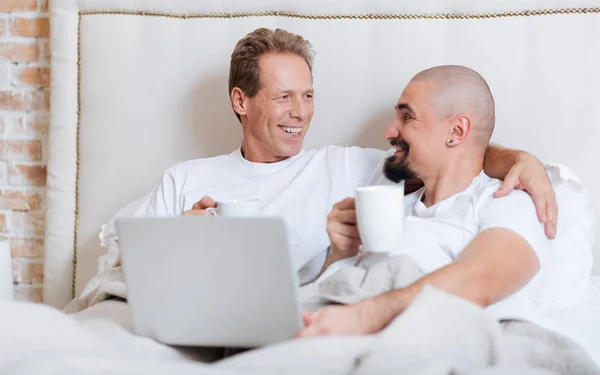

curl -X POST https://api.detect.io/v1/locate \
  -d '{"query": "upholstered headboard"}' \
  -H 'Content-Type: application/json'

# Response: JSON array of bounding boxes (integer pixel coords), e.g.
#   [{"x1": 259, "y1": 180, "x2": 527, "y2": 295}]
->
[{"x1": 46, "y1": 0, "x2": 600, "y2": 308}]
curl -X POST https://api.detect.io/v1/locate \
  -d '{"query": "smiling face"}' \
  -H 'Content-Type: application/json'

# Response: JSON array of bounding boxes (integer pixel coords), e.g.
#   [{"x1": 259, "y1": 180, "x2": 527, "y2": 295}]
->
[
  {"x1": 236, "y1": 53, "x2": 314, "y2": 163},
  {"x1": 383, "y1": 65, "x2": 496, "y2": 183},
  {"x1": 383, "y1": 80, "x2": 448, "y2": 182}
]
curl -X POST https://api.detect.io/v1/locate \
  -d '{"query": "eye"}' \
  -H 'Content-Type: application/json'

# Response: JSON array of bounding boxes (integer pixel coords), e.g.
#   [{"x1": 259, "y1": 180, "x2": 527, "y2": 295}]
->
[
  {"x1": 281, "y1": 95, "x2": 291, "y2": 100},
  {"x1": 403, "y1": 113, "x2": 413, "y2": 122},
  {"x1": 304, "y1": 93, "x2": 314, "y2": 99}
]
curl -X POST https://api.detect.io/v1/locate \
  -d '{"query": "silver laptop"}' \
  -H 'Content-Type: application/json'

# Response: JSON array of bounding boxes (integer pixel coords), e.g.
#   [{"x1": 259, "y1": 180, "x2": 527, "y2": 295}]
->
[{"x1": 115, "y1": 216, "x2": 304, "y2": 347}]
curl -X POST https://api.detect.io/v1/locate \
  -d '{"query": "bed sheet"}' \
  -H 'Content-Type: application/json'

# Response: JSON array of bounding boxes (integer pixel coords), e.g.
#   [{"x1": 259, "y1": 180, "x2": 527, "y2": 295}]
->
[
  {"x1": 71, "y1": 299, "x2": 133, "y2": 333},
  {"x1": 542, "y1": 276, "x2": 600, "y2": 366},
  {"x1": 2, "y1": 284, "x2": 599, "y2": 373},
  {"x1": 69, "y1": 280, "x2": 600, "y2": 367},
  {"x1": 74, "y1": 283, "x2": 600, "y2": 367},
  {"x1": 70, "y1": 299, "x2": 227, "y2": 363}
]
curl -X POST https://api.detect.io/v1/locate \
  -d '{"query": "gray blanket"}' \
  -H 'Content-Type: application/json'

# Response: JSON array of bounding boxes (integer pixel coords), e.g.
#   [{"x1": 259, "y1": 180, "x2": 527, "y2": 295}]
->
[{"x1": 64, "y1": 254, "x2": 599, "y2": 374}]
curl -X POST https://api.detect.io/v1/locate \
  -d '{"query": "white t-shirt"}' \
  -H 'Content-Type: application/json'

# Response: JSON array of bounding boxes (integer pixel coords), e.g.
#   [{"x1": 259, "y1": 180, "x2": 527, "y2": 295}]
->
[
  {"x1": 320, "y1": 167, "x2": 596, "y2": 358},
  {"x1": 125, "y1": 146, "x2": 386, "y2": 284},
  {"x1": 398, "y1": 171, "x2": 550, "y2": 322}
]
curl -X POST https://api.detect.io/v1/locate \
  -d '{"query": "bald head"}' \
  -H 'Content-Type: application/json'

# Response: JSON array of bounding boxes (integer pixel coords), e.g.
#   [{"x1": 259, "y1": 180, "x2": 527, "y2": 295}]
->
[{"x1": 411, "y1": 65, "x2": 495, "y2": 146}]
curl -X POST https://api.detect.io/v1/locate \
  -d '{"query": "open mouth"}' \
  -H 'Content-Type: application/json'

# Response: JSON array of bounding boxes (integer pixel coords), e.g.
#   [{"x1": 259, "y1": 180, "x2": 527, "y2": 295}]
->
[
  {"x1": 278, "y1": 125, "x2": 303, "y2": 136},
  {"x1": 390, "y1": 138, "x2": 409, "y2": 155}
]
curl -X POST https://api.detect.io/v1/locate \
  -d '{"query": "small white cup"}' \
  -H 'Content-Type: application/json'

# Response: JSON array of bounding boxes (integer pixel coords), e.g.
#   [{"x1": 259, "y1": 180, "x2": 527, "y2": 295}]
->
[
  {"x1": 355, "y1": 183, "x2": 405, "y2": 253},
  {"x1": 0, "y1": 236, "x2": 14, "y2": 301},
  {"x1": 208, "y1": 199, "x2": 261, "y2": 217}
]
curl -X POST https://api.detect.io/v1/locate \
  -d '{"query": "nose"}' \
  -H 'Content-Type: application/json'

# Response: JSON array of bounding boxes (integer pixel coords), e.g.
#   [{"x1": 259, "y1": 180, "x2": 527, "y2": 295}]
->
[
  {"x1": 289, "y1": 99, "x2": 307, "y2": 121},
  {"x1": 384, "y1": 119, "x2": 401, "y2": 140}
]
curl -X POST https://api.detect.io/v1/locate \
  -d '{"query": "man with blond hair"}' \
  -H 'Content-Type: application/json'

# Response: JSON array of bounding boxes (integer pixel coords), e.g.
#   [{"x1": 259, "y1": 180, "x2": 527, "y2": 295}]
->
[{"x1": 100, "y1": 29, "x2": 558, "y2": 285}]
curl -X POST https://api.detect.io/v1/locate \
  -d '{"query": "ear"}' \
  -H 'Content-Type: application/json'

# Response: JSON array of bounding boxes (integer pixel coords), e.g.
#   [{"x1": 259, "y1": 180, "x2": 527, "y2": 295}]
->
[
  {"x1": 231, "y1": 87, "x2": 248, "y2": 119},
  {"x1": 446, "y1": 114, "x2": 472, "y2": 147}
]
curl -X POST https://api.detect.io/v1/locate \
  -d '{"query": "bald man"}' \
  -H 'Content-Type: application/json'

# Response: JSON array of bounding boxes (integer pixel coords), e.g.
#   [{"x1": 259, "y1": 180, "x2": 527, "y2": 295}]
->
[{"x1": 299, "y1": 65, "x2": 552, "y2": 337}]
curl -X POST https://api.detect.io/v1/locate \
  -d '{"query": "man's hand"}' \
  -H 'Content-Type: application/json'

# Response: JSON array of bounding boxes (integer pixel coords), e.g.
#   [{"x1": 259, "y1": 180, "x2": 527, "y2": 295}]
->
[
  {"x1": 326, "y1": 197, "x2": 362, "y2": 259},
  {"x1": 493, "y1": 152, "x2": 557, "y2": 239},
  {"x1": 297, "y1": 301, "x2": 383, "y2": 338},
  {"x1": 316, "y1": 198, "x2": 362, "y2": 277},
  {"x1": 181, "y1": 196, "x2": 217, "y2": 216}
]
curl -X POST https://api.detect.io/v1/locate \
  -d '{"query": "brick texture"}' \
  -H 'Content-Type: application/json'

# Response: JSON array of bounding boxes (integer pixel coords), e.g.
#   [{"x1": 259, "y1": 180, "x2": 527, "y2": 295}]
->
[
  {"x1": 12, "y1": 259, "x2": 44, "y2": 284},
  {"x1": 40, "y1": 39, "x2": 50, "y2": 64},
  {"x1": 0, "y1": 42, "x2": 39, "y2": 62},
  {"x1": 0, "y1": 90, "x2": 48, "y2": 110},
  {"x1": 0, "y1": 0, "x2": 37, "y2": 12},
  {"x1": 8, "y1": 163, "x2": 46, "y2": 185},
  {"x1": 11, "y1": 211, "x2": 45, "y2": 236},
  {"x1": 0, "y1": 189, "x2": 41, "y2": 210},
  {"x1": 1, "y1": 2, "x2": 48, "y2": 302},
  {"x1": 0, "y1": 212, "x2": 7, "y2": 232},
  {"x1": 10, "y1": 237, "x2": 43, "y2": 257},
  {"x1": 0, "y1": 140, "x2": 42, "y2": 160},
  {"x1": 2, "y1": 112, "x2": 49, "y2": 137},
  {"x1": 14, "y1": 66, "x2": 50, "y2": 87},
  {"x1": 10, "y1": 17, "x2": 49, "y2": 38}
]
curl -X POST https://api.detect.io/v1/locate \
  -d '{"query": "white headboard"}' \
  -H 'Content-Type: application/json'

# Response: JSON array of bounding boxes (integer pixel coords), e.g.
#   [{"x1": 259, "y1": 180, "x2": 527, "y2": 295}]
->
[{"x1": 46, "y1": 0, "x2": 600, "y2": 308}]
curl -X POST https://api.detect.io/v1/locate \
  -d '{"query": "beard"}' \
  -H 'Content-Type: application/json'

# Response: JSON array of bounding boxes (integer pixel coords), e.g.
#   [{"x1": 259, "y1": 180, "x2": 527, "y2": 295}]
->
[{"x1": 383, "y1": 138, "x2": 417, "y2": 183}]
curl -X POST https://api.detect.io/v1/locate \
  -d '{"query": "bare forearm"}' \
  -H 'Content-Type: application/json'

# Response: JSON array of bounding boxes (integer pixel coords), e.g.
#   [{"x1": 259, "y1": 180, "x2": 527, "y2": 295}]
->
[
  {"x1": 364, "y1": 261, "x2": 484, "y2": 330},
  {"x1": 362, "y1": 229, "x2": 539, "y2": 330},
  {"x1": 483, "y1": 144, "x2": 521, "y2": 180}
]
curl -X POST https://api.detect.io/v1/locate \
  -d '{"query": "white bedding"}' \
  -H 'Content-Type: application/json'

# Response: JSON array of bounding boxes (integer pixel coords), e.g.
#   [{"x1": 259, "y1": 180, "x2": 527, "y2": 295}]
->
[
  {"x1": 5, "y1": 255, "x2": 589, "y2": 374},
  {"x1": 542, "y1": 276, "x2": 600, "y2": 364},
  {"x1": 3, "y1": 285, "x2": 600, "y2": 374},
  {"x1": 70, "y1": 278, "x2": 600, "y2": 367}
]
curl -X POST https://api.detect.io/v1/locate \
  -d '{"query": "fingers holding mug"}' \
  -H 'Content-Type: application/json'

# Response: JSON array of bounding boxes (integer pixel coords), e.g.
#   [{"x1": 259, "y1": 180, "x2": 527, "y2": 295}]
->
[
  {"x1": 192, "y1": 196, "x2": 217, "y2": 211},
  {"x1": 181, "y1": 196, "x2": 218, "y2": 216}
]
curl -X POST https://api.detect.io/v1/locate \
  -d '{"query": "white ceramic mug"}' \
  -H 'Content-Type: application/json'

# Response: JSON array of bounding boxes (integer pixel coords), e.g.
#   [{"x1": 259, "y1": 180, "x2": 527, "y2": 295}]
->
[
  {"x1": 208, "y1": 199, "x2": 261, "y2": 217},
  {"x1": 0, "y1": 236, "x2": 14, "y2": 301},
  {"x1": 355, "y1": 183, "x2": 405, "y2": 253}
]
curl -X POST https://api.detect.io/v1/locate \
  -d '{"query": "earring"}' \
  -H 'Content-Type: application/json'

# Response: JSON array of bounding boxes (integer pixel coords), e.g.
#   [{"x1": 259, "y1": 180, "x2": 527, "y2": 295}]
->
[{"x1": 447, "y1": 139, "x2": 453, "y2": 144}]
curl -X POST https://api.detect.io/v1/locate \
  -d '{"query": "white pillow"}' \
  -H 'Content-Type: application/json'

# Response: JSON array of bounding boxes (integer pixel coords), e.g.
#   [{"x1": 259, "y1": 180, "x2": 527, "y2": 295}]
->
[
  {"x1": 540, "y1": 164, "x2": 595, "y2": 310},
  {"x1": 97, "y1": 193, "x2": 150, "y2": 273}
]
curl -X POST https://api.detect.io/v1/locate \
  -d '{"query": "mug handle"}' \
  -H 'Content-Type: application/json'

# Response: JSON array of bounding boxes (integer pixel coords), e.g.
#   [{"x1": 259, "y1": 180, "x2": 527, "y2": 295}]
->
[{"x1": 205, "y1": 207, "x2": 218, "y2": 217}]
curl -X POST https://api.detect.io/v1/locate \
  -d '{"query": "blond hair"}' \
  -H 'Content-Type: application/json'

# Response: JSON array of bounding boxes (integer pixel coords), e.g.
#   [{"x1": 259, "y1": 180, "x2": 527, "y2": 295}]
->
[{"x1": 229, "y1": 28, "x2": 314, "y2": 122}]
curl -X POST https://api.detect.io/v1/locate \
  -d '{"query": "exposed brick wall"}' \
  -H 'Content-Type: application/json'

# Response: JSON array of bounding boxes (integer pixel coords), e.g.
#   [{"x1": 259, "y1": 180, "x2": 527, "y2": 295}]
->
[{"x1": 0, "y1": 0, "x2": 49, "y2": 303}]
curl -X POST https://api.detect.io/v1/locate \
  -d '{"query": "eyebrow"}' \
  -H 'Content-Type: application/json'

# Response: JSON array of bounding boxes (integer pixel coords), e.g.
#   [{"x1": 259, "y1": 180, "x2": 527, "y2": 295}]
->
[
  {"x1": 395, "y1": 103, "x2": 415, "y2": 115},
  {"x1": 274, "y1": 88, "x2": 314, "y2": 96},
  {"x1": 275, "y1": 86, "x2": 314, "y2": 92}
]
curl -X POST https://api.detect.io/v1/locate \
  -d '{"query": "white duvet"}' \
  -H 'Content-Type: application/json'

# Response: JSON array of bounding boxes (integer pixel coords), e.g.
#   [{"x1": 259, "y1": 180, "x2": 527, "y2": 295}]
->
[
  {"x1": 2, "y1": 256, "x2": 599, "y2": 375},
  {"x1": 543, "y1": 276, "x2": 600, "y2": 365}
]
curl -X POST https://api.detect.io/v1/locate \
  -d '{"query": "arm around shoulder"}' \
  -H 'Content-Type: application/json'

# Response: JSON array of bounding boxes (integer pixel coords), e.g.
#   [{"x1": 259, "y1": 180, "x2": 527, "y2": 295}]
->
[{"x1": 355, "y1": 189, "x2": 548, "y2": 331}]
